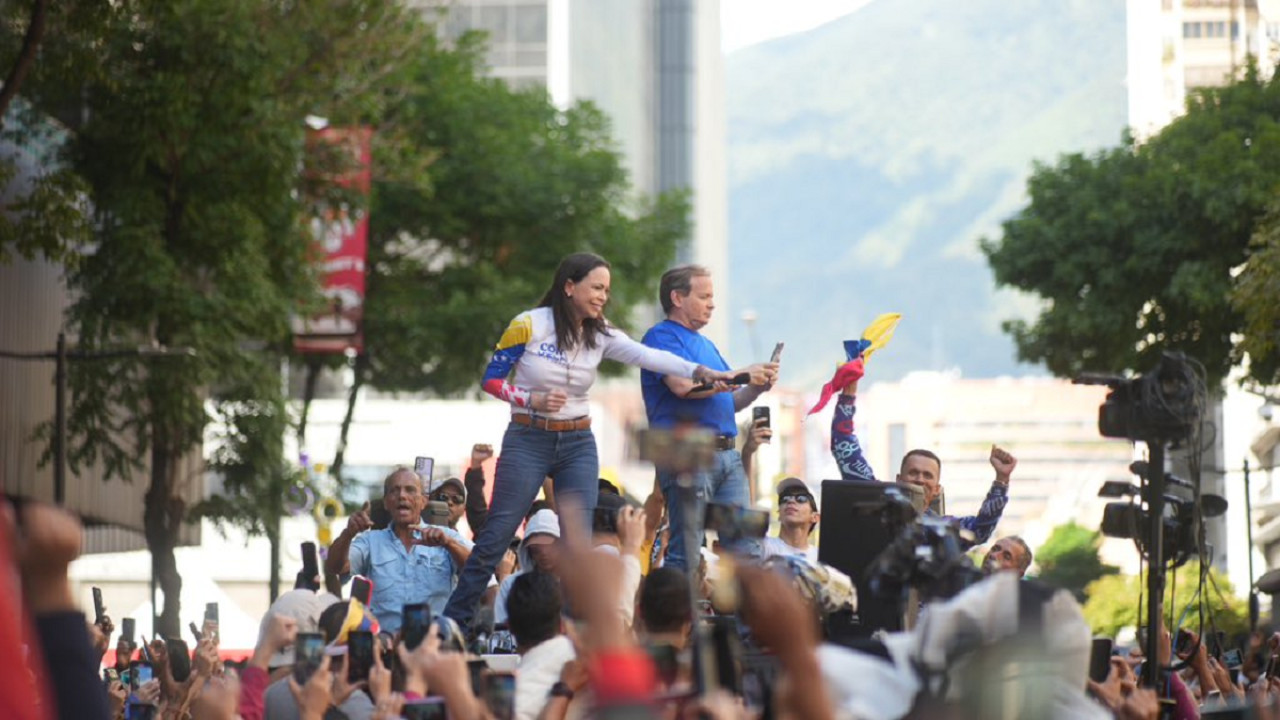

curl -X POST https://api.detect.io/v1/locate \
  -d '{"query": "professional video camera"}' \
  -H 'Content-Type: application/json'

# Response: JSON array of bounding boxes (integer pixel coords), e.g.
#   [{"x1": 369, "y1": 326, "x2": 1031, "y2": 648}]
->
[
  {"x1": 1074, "y1": 351, "x2": 1204, "y2": 443},
  {"x1": 1097, "y1": 462, "x2": 1226, "y2": 568},
  {"x1": 867, "y1": 487, "x2": 982, "y2": 603}
]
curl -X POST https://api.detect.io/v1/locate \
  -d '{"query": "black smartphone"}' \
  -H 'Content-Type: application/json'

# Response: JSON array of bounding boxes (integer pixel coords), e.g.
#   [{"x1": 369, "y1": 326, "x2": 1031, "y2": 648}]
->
[
  {"x1": 483, "y1": 672, "x2": 516, "y2": 720},
  {"x1": 348, "y1": 630, "x2": 375, "y2": 684},
  {"x1": 415, "y1": 456, "x2": 435, "y2": 482},
  {"x1": 402, "y1": 602, "x2": 432, "y2": 650},
  {"x1": 752, "y1": 405, "x2": 771, "y2": 430},
  {"x1": 294, "y1": 633, "x2": 325, "y2": 686},
  {"x1": 1175, "y1": 628, "x2": 1194, "y2": 656},
  {"x1": 92, "y1": 587, "x2": 105, "y2": 625},
  {"x1": 1089, "y1": 637, "x2": 1113, "y2": 683},
  {"x1": 122, "y1": 617, "x2": 136, "y2": 644},
  {"x1": 403, "y1": 698, "x2": 448, "y2": 720},
  {"x1": 166, "y1": 638, "x2": 192, "y2": 682},
  {"x1": 1265, "y1": 652, "x2": 1278, "y2": 679},
  {"x1": 1223, "y1": 648, "x2": 1244, "y2": 670},
  {"x1": 205, "y1": 602, "x2": 219, "y2": 626},
  {"x1": 302, "y1": 541, "x2": 319, "y2": 577},
  {"x1": 649, "y1": 643, "x2": 680, "y2": 687},
  {"x1": 351, "y1": 575, "x2": 374, "y2": 605},
  {"x1": 468, "y1": 659, "x2": 487, "y2": 697},
  {"x1": 139, "y1": 635, "x2": 154, "y2": 665},
  {"x1": 770, "y1": 342, "x2": 784, "y2": 364},
  {"x1": 189, "y1": 622, "x2": 202, "y2": 644},
  {"x1": 704, "y1": 502, "x2": 770, "y2": 541}
]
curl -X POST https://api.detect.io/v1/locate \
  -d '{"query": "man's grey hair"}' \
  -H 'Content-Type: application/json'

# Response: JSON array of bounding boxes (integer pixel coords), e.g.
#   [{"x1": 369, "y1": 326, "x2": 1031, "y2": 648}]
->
[
  {"x1": 659, "y1": 264, "x2": 711, "y2": 316},
  {"x1": 1009, "y1": 535, "x2": 1033, "y2": 574},
  {"x1": 382, "y1": 466, "x2": 424, "y2": 494}
]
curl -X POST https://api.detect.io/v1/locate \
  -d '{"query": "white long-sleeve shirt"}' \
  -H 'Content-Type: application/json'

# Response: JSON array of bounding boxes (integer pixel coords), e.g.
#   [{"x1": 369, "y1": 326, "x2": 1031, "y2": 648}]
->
[{"x1": 482, "y1": 307, "x2": 699, "y2": 419}]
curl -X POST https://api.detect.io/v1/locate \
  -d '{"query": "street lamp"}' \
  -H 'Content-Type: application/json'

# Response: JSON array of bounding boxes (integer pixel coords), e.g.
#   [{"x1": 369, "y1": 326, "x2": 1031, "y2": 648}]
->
[
  {"x1": 0, "y1": 332, "x2": 196, "y2": 504},
  {"x1": 741, "y1": 309, "x2": 760, "y2": 359}
]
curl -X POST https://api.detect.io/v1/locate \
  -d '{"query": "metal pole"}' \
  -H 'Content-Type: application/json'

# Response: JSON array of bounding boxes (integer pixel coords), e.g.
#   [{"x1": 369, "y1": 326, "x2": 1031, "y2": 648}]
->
[
  {"x1": 1144, "y1": 440, "x2": 1166, "y2": 690},
  {"x1": 1246, "y1": 458, "x2": 1259, "y2": 632},
  {"x1": 55, "y1": 332, "x2": 67, "y2": 505}
]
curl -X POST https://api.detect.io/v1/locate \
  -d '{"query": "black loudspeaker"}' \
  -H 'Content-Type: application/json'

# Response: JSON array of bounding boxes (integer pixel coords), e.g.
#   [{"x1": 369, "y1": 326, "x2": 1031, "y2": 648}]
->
[{"x1": 818, "y1": 480, "x2": 918, "y2": 638}]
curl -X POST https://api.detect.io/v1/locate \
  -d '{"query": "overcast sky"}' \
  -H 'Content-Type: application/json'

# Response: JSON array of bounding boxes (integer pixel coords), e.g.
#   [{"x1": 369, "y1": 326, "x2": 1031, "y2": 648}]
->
[{"x1": 719, "y1": 0, "x2": 874, "y2": 54}]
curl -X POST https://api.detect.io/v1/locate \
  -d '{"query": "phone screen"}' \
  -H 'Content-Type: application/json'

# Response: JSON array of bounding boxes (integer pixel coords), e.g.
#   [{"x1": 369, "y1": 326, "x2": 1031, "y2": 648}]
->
[
  {"x1": 1223, "y1": 648, "x2": 1243, "y2": 670},
  {"x1": 348, "y1": 631, "x2": 375, "y2": 684},
  {"x1": 132, "y1": 662, "x2": 153, "y2": 689},
  {"x1": 351, "y1": 576, "x2": 374, "y2": 605},
  {"x1": 770, "y1": 342, "x2": 784, "y2": 363},
  {"x1": 468, "y1": 659, "x2": 487, "y2": 697},
  {"x1": 403, "y1": 698, "x2": 448, "y2": 720},
  {"x1": 1174, "y1": 629, "x2": 1193, "y2": 656},
  {"x1": 403, "y1": 603, "x2": 432, "y2": 650},
  {"x1": 752, "y1": 405, "x2": 770, "y2": 430},
  {"x1": 205, "y1": 602, "x2": 219, "y2": 625},
  {"x1": 122, "y1": 617, "x2": 136, "y2": 644},
  {"x1": 415, "y1": 456, "x2": 434, "y2": 482},
  {"x1": 294, "y1": 633, "x2": 325, "y2": 686},
  {"x1": 483, "y1": 673, "x2": 516, "y2": 720}
]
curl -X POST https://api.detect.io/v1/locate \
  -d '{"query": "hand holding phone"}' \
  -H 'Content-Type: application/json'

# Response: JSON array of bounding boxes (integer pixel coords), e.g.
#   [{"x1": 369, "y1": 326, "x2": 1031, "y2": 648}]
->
[
  {"x1": 294, "y1": 633, "x2": 325, "y2": 686},
  {"x1": 415, "y1": 456, "x2": 435, "y2": 483},
  {"x1": 752, "y1": 405, "x2": 771, "y2": 431},
  {"x1": 1088, "y1": 637, "x2": 1114, "y2": 683},
  {"x1": 770, "y1": 342, "x2": 784, "y2": 364}
]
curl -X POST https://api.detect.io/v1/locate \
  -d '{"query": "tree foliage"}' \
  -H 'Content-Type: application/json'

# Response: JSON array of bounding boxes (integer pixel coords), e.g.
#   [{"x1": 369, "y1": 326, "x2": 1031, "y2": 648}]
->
[
  {"x1": 982, "y1": 63, "x2": 1280, "y2": 386},
  {"x1": 1034, "y1": 521, "x2": 1119, "y2": 602},
  {"x1": 325, "y1": 32, "x2": 689, "y2": 480},
  {"x1": 2, "y1": 0, "x2": 422, "y2": 635},
  {"x1": 1082, "y1": 562, "x2": 1249, "y2": 639}
]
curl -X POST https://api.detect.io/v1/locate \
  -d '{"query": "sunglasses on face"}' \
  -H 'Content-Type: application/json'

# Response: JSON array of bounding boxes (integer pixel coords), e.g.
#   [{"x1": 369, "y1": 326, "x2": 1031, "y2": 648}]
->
[
  {"x1": 779, "y1": 493, "x2": 812, "y2": 506},
  {"x1": 433, "y1": 493, "x2": 465, "y2": 506}
]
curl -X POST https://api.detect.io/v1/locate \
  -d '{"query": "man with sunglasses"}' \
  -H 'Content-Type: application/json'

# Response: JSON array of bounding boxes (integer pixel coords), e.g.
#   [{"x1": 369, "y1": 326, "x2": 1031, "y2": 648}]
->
[
  {"x1": 761, "y1": 478, "x2": 819, "y2": 563},
  {"x1": 429, "y1": 476, "x2": 469, "y2": 532}
]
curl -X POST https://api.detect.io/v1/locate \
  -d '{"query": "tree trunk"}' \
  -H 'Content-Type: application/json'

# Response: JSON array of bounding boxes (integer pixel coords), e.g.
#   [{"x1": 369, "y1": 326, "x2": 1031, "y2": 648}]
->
[
  {"x1": 145, "y1": 426, "x2": 184, "y2": 638},
  {"x1": 330, "y1": 354, "x2": 366, "y2": 485},
  {"x1": 268, "y1": 525, "x2": 281, "y2": 602},
  {"x1": 0, "y1": 0, "x2": 48, "y2": 129},
  {"x1": 297, "y1": 358, "x2": 321, "y2": 447}
]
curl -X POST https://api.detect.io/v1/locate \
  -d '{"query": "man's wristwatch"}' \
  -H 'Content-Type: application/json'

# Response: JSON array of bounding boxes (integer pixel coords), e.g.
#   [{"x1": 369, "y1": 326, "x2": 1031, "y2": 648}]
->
[{"x1": 549, "y1": 681, "x2": 575, "y2": 700}]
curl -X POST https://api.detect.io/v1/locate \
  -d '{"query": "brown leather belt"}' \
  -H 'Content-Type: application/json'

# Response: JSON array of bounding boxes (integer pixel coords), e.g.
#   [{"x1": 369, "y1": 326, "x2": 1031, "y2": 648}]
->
[
  {"x1": 512, "y1": 414, "x2": 592, "y2": 432},
  {"x1": 715, "y1": 435, "x2": 736, "y2": 451}
]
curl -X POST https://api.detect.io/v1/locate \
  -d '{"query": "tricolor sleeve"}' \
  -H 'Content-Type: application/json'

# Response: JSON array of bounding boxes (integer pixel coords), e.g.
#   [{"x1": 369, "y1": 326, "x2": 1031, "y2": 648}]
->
[
  {"x1": 482, "y1": 313, "x2": 534, "y2": 407},
  {"x1": 831, "y1": 394, "x2": 876, "y2": 482}
]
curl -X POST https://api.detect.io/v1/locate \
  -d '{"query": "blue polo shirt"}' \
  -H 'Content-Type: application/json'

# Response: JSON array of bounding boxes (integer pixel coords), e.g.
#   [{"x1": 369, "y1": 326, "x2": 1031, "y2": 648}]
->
[{"x1": 641, "y1": 320, "x2": 737, "y2": 436}]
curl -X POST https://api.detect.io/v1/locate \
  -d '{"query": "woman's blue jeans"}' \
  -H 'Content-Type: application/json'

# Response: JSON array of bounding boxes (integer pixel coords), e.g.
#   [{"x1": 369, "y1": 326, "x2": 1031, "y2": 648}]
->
[{"x1": 442, "y1": 421, "x2": 599, "y2": 631}]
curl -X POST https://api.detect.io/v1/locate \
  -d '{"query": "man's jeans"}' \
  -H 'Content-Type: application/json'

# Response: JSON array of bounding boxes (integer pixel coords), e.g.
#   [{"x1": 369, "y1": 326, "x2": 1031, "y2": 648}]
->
[
  {"x1": 443, "y1": 422, "x2": 598, "y2": 630},
  {"x1": 659, "y1": 448, "x2": 751, "y2": 570}
]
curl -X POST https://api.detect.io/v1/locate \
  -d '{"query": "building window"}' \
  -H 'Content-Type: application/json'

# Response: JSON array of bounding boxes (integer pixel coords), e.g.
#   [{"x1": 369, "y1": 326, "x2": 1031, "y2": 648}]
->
[
  {"x1": 1183, "y1": 22, "x2": 1202, "y2": 39},
  {"x1": 515, "y1": 4, "x2": 547, "y2": 44}
]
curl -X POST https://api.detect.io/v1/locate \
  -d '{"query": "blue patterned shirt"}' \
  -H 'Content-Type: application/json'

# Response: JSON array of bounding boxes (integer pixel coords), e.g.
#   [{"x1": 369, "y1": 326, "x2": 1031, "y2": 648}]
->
[{"x1": 347, "y1": 526, "x2": 472, "y2": 633}]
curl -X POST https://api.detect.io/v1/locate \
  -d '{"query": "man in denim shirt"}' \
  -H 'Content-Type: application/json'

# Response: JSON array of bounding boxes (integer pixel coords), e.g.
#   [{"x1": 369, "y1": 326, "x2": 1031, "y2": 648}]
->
[{"x1": 325, "y1": 468, "x2": 473, "y2": 633}]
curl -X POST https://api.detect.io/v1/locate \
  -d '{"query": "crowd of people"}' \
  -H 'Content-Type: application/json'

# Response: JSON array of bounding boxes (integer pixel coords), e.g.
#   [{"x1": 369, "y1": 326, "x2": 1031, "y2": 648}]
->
[{"x1": 4, "y1": 253, "x2": 1275, "y2": 719}]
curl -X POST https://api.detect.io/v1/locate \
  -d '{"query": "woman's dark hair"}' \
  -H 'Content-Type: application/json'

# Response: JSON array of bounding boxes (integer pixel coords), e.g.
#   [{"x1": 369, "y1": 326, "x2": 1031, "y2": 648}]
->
[
  {"x1": 506, "y1": 571, "x2": 563, "y2": 650},
  {"x1": 639, "y1": 567, "x2": 693, "y2": 633},
  {"x1": 538, "y1": 253, "x2": 612, "y2": 352}
]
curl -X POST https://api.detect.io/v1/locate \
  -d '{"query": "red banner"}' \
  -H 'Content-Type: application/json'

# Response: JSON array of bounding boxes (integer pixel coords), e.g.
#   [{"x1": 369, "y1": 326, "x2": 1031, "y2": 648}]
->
[{"x1": 292, "y1": 126, "x2": 372, "y2": 354}]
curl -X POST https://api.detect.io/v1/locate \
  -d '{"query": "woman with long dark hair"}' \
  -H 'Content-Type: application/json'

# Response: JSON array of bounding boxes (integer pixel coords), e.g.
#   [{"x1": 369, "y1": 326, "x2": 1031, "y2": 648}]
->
[{"x1": 443, "y1": 253, "x2": 732, "y2": 630}]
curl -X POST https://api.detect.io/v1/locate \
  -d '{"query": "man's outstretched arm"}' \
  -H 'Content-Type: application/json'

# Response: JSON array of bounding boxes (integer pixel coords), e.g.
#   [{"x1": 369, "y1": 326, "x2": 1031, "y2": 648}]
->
[
  {"x1": 953, "y1": 446, "x2": 1015, "y2": 547},
  {"x1": 831, "y1": 389, "x2": 876, "y2": 483}
]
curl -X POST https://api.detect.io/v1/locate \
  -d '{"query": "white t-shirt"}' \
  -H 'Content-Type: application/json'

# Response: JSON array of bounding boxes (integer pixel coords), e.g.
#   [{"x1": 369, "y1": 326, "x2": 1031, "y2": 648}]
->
[{"x1": 761, "y1": 536, "x2": 818, "y2": 564}]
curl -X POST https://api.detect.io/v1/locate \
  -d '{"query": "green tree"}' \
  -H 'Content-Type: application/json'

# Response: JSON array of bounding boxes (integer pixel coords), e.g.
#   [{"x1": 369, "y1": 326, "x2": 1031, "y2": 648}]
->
[
  {"x1": 1034, "y1": 521, "x2": 1118, "y2": 602},
  {"x1": 3, "y1": 0, "x2": 421, "y2": 636},
  {"x1": 1082, "y1": 562, "x2": 1249, "y2": 639},
  {"x1": 325, "y1": 32, "x2": 689, "y2": 481},
  {"x1": 981, "y1": 63, "x2": 1280, "y2": 386}
]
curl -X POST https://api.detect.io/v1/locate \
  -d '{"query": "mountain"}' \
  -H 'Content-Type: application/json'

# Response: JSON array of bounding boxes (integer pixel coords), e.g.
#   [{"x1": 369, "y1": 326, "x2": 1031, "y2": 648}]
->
[{"x1": 725, "y1": 0, "x2": 1128, "y2": 386}]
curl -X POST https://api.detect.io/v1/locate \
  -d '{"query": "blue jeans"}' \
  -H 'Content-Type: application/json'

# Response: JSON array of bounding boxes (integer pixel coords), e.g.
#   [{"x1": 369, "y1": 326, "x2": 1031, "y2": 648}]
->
[
  {"x1": 442, "y1": 422, "x2": 599, "y2": 630},
  {"x1": 659, "y1": 448, "x2": 751, "y2": 570}
]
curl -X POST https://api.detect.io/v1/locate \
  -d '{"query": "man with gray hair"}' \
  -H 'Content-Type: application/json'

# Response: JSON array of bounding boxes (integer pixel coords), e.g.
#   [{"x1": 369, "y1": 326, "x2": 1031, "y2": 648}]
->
[
  {"x1": 325, "y1": 467, "x2": 473, "y2": 633},
  {"x1": 640, "y1": 265, "x2": 779, "y2": 570},
  {"x1": 981, "y1": 535, "x2": 1033, "y2": 578}
]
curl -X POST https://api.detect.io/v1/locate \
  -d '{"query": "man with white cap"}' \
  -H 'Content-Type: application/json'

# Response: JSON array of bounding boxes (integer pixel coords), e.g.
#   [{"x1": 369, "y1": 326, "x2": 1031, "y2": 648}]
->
[
  {"x1": 494, "y1": 508, "x2": 561, "y2": 626},
  {"x1": 761, "y1": 477, "x2": 820, "y2": 564}
]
